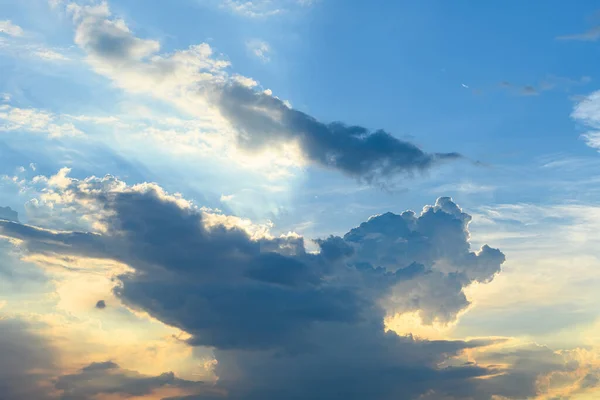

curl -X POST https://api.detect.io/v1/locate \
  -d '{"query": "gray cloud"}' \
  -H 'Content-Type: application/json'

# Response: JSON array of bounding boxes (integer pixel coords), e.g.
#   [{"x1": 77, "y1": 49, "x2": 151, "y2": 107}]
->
[
  {"x1": 0, "y1": 206, "x2": 18, "y2": 222},
  {"x1": 215, "y1": 83, "x2": 462, "y2": 183},
  {"x1": 95, "y1": 299, "x2": 106, "y2": 309},
  {"x1": 56, "y1": 360, "x2": 204, "y2": 400},
  {"x1": 0, "y1": 319, "x2": 56, "y2": 400},
  {"x1": 64, "y1": 2, "x2": 462, "y2": 184},
  {"x1": 0, "y1": 173, "x2": 519, "y2": 399},
  {"x1": 499, "y1": 76, "x2": 591, "y2": 98},
  {"x1": 0, "y1": 319, "x2": 207, "y2": 399}
]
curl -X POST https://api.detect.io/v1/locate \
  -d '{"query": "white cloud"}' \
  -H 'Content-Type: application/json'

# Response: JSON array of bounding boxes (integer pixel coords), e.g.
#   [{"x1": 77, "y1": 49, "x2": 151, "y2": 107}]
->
[
  {"x1": 221, "y1": 0, "x2": 284, "y2": 17},
  {"x1": 0, "y1": 26, "x2": 71, "y2": 63},
  {"x1": 432, "y1": 182, "x2": 496, "y2": 195},
  {"x1": 232, "y1": 74, "x2": 259, "y2": 87},
  {"x1": 583, "y1": 132, "x2": 600, "y2": 150},
  {"x1": 205, "y1": 0, "x2": 317, "y2": 18},
  {"x1": 246, "y1": 39, "x2": 271, "y2": 62},
  {"x1": 34, "y1": 49, "x2": 70, "y2": 61},
  {"x1": 0, "y1": 104, "x2": 84, "y2": 138},
  {"x1": 572, "y1": 91, "x2": 600, "y2": 150},
  {"x1": 0, "y1": 20, "x2": 24, "y2": 37}
]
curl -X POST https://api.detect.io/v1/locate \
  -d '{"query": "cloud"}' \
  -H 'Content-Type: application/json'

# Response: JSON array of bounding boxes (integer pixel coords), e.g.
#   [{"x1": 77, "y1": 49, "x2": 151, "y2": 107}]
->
[
  {"x1": 246, "y1": 39, "x2": 271, "y2": 62},
  {"x1": 521, "y1": 85, "x2": 538, "y2": 96},
  {"x1": 216, "y1": 83, "x2": 462, "y2": 183},
  {"x1": 0, "y1": 318, "x2": 208, "y2": 399},
  {"x1": 0, "y1": 170, "x2": 518, "y2": 399},
  {"x1": 0, "y1": 206, "x2": 18, "y2": 222},
  {"x1": 500, "y1": 75, "x2": 590, "y2": 98},
  {"x1": 34, "y1": 49, "x2": 70, "y2": 61},
  {"x1": 0, "y1": 319, "x2": 57, "y2": 400},
  {"x1": 58, "y1": 0, "x2": 461, "y2": 184},
  {"x1": 95, "y1": 299, "x2": 106, "y2": 309},
  {"x1": 55, "y1": 360, "x2": 206, "y2": 399},
  {"x1": 0, "y1": 104, "x2": 84, "y2": 138},
  {"x1": 0, "y1": 20, "x2": 24, "y2": 37},
  {"x1": 572, "y1": 90, "x2": 600, "y2": 150},
  {"x1": 215, "y1": 0, "x2": 315, "y2": 18},
  {"x1": 558, "y1": 26, "x2": 600, "y2": 41}
]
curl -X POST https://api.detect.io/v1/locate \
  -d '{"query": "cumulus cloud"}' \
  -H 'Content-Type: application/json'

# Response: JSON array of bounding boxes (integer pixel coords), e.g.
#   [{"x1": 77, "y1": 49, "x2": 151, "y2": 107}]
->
[
  {"x1": 0, "y1": 170, "x2": 515, "y2": 399},
  {"x1": 58, "y1": 0, "x2": 461, "y2": 183}
]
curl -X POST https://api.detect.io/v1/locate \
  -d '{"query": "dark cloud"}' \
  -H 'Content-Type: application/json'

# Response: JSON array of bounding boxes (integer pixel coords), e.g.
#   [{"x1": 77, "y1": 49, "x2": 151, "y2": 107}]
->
[
  {"x1": 216, "y1": 83, "x2": 462, "y2": 183},
  {"x1": 0, "y1": 206, "x2": 18, "y2": 222},
  {"x1": 0, "y1": 319, "x2": 56, "y2": 400},
  {"x1": 0, "y1": 319, "x2": 206, "y2": 400},
  {"x1": 342, "y1": 197, "x2": 505, "y2": 323},
  {"x1": 72, "y1": 3, "x2": 158, "y2": 63},
  {"x1": 95, "y1": 299, "x2": 106, "y2": 309},
  {"x1": 56, "y1": 361, "x2": 204, "y2": 400},
  {"x1": 67, "y1": 2, "x2": 462, "y2": 184},
  {"x1": 521, "y1": 85, "x2": 539, "y2": 96},
  {"x1": 464, "y1": 344, "x2": 589, "y2": 400},
  {"x1": 0, "y1": 174, "x2": 517, "y2": 399}
]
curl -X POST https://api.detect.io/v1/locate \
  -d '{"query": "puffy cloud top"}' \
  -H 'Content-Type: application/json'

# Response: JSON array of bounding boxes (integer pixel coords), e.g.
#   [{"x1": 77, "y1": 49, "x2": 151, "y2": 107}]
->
[{"x1": 0, "y1": 171, "x2": 510, "y2": 399}]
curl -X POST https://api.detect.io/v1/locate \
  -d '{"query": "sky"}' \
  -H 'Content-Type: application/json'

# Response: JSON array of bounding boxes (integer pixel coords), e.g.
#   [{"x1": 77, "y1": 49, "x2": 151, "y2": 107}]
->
[{"x1": 1, "y1": 0, "x2": 600, "y2": 399}]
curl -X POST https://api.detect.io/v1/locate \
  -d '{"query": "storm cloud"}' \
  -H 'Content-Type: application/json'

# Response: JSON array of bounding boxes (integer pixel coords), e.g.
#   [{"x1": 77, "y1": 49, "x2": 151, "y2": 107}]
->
[{"x1": 0, "y1": 170, "x2": 517, "y2": 399}]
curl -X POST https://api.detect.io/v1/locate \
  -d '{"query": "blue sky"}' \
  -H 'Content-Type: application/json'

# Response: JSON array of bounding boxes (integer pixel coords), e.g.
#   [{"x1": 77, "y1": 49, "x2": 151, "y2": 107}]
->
[{"x1": 2, "y1": 1, "x2": 600, "y2": 399}]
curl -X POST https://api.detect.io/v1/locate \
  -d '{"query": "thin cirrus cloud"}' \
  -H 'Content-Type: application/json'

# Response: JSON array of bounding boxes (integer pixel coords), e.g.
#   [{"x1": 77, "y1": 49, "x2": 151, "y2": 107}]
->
[
  {"x1": 218, "y1": 0, "x2": 316, "y2": 18},
  {"x1": 61, "y1": 0, "x2": 462, "y2": 184},
  {"x1": 558, "y1": 25, "x2": 600, "y2": 41}
]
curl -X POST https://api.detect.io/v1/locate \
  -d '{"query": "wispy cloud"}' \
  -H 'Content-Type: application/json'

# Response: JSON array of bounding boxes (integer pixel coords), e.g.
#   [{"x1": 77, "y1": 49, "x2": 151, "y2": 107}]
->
[
  {"x1": 558, "y1": 26, "x2": 600, "y2": 41},
  {"x1": 219, "y1": 0, "x2": 315, "y2": 17},
  {"x1": 0, "y1": 104, "x2": 84, "y2": 138},
  {"x1": 572, "y1": 90, "x2": 600, "y2": 150},
  {"x1": 33, "y1": 49, "x2": 70, "y2": 61},
  {"x1": 500, "y1": 75, "x2": 591, "y2": 97},
  {"x1": 246, "y1": 38, "x2": 271, "y2": 62},
  {"x1": 0, "y1": 20, "x2": 24, "y2": 37}
]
